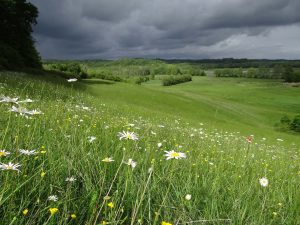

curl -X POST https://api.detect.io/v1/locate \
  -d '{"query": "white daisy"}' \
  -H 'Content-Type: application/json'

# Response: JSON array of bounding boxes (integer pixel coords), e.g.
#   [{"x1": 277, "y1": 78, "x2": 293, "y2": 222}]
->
[
  {"x1": 0, "y1": 96, "x2": 19, "y2": 104},
  {"x1": 157, "y1": 143, "x2": 163, "y2": 148},
  {"x1": 123, "y1": 158, "x2": 137, "y2": 170},
  {"x1": 48, "y1": 195, "x2": 58, "y2": 202},
  {"x1": 19, "y1": 149, "x2": 37, "y2": 155},
  {"x1": 148, "y1": 167, "x2": 154, "y2": 173},
  {"x1": 0, "y1": 150, "x2": 11, "y2": 157},
  {"x1": 0, "y1": 162, "x2": 21, "y2": 172},
  {"x1": 27, "y1": 109, "x2": 42, "y2": 115},
  {"x1": 67, "y1": 78, "x2": 78, "y2": 82},
  {"x1": 151, "y1": 131, "x2": 157, "y2": 135},
  {"x1": 66, "y1": 176, "x2": 77, "y2": 182},
  {"x1": 87, "y1": 136, "x2": 97, "y2": 143},
  {"x1": 10, "y1": 106, "x2": 29, "y2": 115},
  {"x1": 185, "y1": 194, "x2": 192, "y2": 200},
  {"x1": 102, "y1": 157, "x2": 114, "y2": 163},
  {"x1": 118, "y1": 131, "x2": 138, "y2": 141},
  {"x1": 164, "y1": 150, "x2": 186, "y2": 160},
  {"x1": 259, "y1": 177, "x2": 269, "y2": 187},
  {"x1": 18, "y1": 99, "x2": 34, "y2": 103}
]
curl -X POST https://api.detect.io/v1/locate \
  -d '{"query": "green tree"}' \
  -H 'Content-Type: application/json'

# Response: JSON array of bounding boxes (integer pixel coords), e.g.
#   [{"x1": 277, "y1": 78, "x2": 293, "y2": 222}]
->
[
  {"x1": 0, "y1": 0, "x2": 41, "y2": 69},
  {"x1": 283, "y1": 66, "x2": 295, "y2": 82}
]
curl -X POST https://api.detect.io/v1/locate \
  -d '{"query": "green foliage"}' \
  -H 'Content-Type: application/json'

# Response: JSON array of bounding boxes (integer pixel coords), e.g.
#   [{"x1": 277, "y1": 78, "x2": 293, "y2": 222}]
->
[
  {"x1": 214, "y1": 66, "x2": 294, "y2": 80},
  {"x1": 189, "y1": 68, "x2": 206, "y2": 76},
  {"x1": 89, "y1": 70, "x2": 123, "y2": 82},
  {"x1": 163, "y1": 58, "x2": 300, "y2": 69},
  {"x1": 276, "y1": 115, "x2": 292, "y2": 131},
  {"x1": 48, "y1": 59, "x2": 207, "y2": 81},
  {"x1": 215, "y1": 68, "x2": 243, "y2": 77},
  {"x1": 276, "y1": 115, "x2": 300, "y2": 133},
  {"x1": 162, "y1": 75, "x2": 192, "y2": 86},
  {"x1": 0, "y1": 0, "x2": 41, "y2": 69},
  {"x1": 283, "y1": 66, "x2": 300, "y2": 83},
  {"x1": 134, "y1": 76, "x2": 151, "y2": 85},
  {"x1": 45, "y1": 63, "x2": 88, "y2": 79},
  {"x1": 290, "y1": 115, "x2": 300, "y2": 132}
]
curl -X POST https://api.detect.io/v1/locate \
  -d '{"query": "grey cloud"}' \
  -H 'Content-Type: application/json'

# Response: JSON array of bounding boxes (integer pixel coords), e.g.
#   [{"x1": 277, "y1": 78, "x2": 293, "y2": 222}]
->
[
  {"x1": 81, "y1": 0, "x2": 141, "y2": 22},
  {"x1": 29, "y1": 0, "x2": 300, "y2": 59}
]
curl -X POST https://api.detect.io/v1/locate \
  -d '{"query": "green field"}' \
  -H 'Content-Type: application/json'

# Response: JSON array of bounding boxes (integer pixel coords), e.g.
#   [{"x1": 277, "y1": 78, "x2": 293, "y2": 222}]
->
[
  {"x1": 84, "y1": 76, "x2": 300, "y2": 145},
  {"x1": 0, "y1": 71, "x2": 299, "y2": 225}
]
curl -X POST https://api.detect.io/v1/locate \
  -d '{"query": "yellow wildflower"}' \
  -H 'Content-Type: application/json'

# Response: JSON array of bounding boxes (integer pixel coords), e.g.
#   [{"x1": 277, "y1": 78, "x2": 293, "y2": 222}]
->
[
  {"x1": 102, "y1": 221, "x2": 108, "y2": 225},
  {"x1": 41, "y1": 172, "x2": 46, "y2": 178},
  {"x1": 161, "y1": 221, "x2": 172, "y2": 225},
  {"x1": 71, "y1": 214, "x2": 76, "y2": 219},
  {"x1": 49, "y1": 208, "x2": 59, "y2": 216},
  {"x1": 107, "y1": 202, "x2": 114, "y2": 208},
  {"x1": 23, "y1": 209, "x2": 29, "y2": 216}
]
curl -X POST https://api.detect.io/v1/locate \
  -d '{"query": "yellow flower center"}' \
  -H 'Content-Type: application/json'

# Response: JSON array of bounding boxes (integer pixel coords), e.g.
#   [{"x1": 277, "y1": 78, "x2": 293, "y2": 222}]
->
[
  {"x1": 170, "y1": 152, "x2": 179, "y2": 157},
  {"x1": 103, "y1": 158, "x2": 110, "y2": 163},
  {"x1": 0, "y1": 152, "x2": 5, "y2": 156}
]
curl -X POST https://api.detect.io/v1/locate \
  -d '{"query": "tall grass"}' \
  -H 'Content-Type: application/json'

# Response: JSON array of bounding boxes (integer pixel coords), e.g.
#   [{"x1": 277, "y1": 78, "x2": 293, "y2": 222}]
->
[{"x1": 0, "y1": 71, "x2": 299, "y2": 224}]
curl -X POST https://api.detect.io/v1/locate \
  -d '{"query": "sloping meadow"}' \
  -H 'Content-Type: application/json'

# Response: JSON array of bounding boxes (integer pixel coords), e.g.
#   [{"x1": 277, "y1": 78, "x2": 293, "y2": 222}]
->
[{"x1": 0, "y1": 72, "x2": 299, "y2": 224}]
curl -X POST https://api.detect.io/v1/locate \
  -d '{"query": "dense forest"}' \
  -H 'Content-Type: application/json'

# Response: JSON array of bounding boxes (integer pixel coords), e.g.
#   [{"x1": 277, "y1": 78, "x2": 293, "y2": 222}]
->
[{"x1": 0, "y1": 0, "x2": 41, "y2": 69}]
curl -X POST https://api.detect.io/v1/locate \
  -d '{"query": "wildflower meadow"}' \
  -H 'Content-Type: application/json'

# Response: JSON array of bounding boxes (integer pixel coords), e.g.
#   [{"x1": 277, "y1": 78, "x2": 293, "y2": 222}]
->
[{"x1": 0, "y1": 72, "x2": 299, "y2": 225}]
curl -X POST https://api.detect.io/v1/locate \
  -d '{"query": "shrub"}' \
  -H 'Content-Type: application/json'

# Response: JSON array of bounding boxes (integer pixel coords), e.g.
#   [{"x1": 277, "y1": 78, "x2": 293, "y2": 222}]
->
[
  {"x1": 276, "y1": 115, "x2": 292, "y2": 131},
  {"x1": 283, "y1": 66, "x2": 300, "y2": 82},
  {"x1": 276, "y1": 115, "x2": 300, "y2": 133},
  {"x1": 290, "y1": 115, "x2": 300, "y2": 132},
  {"x1": 90, "y1": 72, "x2": 123, "y2": 82},
  {"x1": 190, "y1": 69, "x2": 206, "y2": 76},
  {"x1": 162, "y1": 75, "x2": 192, "y2": 86},
  {"x1": 135, "y1": 76, "x2": 150, "y2": 85}
]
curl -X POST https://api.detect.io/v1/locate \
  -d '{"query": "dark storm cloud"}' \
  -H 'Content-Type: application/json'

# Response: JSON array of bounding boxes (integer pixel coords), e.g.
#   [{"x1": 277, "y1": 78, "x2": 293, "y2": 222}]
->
[{"x1": 29, "y1": 0, "x2": 300, "y2": 59}]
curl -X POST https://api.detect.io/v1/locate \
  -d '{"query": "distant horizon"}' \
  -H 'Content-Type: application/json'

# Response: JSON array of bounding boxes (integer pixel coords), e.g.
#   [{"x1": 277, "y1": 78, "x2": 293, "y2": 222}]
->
[{"x1": 41, "y1": 57, "x2": 300, "y2": 61}]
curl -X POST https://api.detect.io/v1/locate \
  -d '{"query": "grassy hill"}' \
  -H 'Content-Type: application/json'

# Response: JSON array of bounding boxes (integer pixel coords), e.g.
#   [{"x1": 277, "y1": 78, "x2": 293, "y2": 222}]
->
[
  {"x1": 84, "y1": 76, "x2": 300, "y2": 145},
  {"x1": 0, "y1": 71, "x2": 299, "y2": 224}
]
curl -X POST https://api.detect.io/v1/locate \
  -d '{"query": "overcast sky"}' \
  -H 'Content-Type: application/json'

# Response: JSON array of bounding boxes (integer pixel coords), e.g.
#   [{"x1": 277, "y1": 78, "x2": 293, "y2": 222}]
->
[{"x1": 29, "y1": 0, "x2": 300, "y2": 59}]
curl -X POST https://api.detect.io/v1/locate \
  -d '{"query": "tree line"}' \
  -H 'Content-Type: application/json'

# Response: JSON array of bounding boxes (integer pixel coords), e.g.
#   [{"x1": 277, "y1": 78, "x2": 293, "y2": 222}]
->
[{"x1": 215, "y1": 66, "x2": 300, "y2": 82}]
